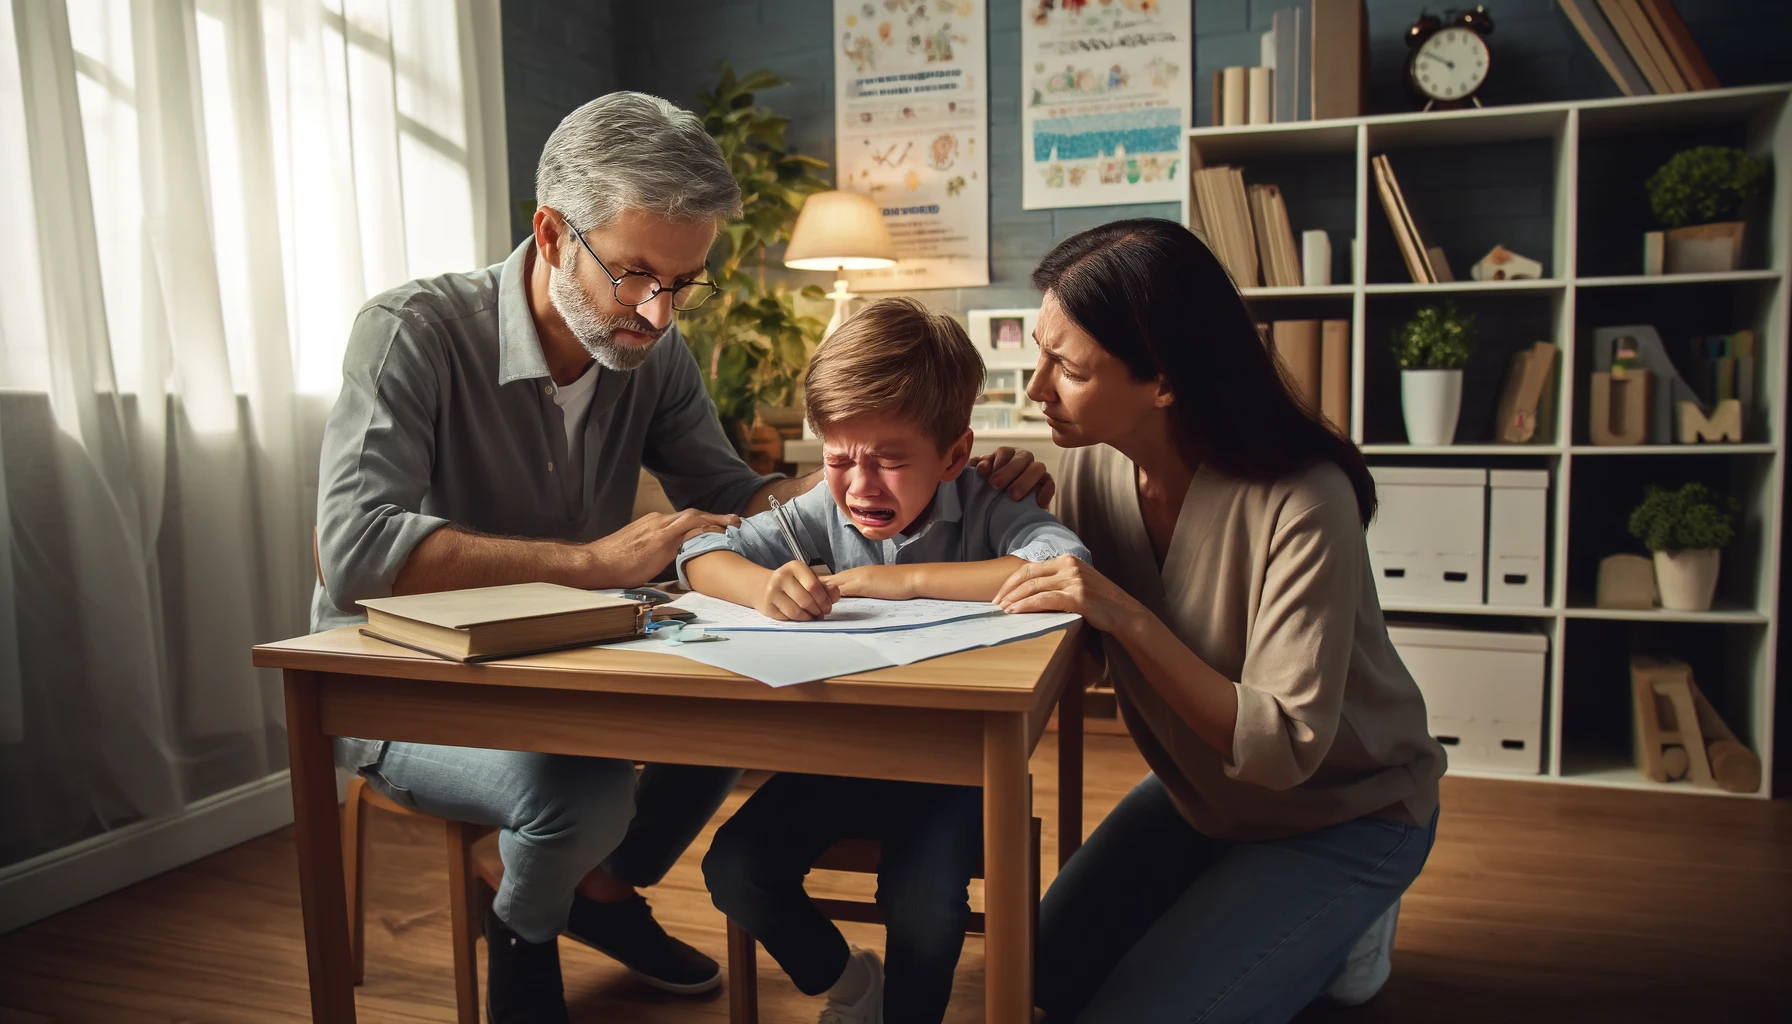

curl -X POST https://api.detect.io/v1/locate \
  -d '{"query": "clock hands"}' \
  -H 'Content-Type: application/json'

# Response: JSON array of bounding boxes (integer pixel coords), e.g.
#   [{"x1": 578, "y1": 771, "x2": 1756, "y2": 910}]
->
[{"x1": 1417, "y1": 52, "x2": 1457, "y2": 71}]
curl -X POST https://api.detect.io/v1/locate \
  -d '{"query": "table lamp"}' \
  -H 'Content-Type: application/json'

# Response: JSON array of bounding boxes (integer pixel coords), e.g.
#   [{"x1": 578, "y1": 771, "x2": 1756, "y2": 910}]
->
[{"x1": 783, "y1": 190, "x2": 897, "y2": 338}]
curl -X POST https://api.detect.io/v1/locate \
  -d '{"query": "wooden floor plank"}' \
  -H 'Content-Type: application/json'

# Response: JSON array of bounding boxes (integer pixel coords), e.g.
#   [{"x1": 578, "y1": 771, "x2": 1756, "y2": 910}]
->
[{"x1": 2, "y1": 734, "x2": 1788, "y2": 1022}]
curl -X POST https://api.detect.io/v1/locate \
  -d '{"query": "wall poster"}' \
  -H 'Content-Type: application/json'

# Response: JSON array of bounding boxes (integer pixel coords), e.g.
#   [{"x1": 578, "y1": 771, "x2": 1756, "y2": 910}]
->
[
  {"x1": 1021, "y1": 0, "x2": 1191, "y2": 210},
  {"x1": 834, "y1": 0, "x2": 990, "y2": 290}
]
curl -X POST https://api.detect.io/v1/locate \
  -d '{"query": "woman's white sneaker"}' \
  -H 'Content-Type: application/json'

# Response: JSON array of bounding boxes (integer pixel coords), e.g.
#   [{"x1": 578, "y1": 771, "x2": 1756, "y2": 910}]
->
[
  {"x1": 817, "y1": 947, "x2": 884, "y2": 1024},
  {"x1": 1325, "y1": 897, "x2": 1400, "y2": 1006}
]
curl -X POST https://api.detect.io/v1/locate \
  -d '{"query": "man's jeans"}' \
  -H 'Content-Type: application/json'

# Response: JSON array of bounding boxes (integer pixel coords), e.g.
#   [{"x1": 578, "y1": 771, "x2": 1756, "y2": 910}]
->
[
  {"x1": 1036, "y1": 773, "x2": 1439, "y2": 1023},
  {"x1": 363, "y1": 742, "x2": 741, "y2": 943}
]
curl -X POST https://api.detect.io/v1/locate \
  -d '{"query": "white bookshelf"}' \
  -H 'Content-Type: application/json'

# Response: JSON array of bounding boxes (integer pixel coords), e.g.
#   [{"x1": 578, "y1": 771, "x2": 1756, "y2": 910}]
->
[{"x1": 1186, "y1": 84, "x2": 1791, "y2": 799}]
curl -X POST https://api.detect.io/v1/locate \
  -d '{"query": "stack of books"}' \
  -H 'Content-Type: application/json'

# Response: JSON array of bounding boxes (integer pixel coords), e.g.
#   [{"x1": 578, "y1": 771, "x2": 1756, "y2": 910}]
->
[
  {"x1": 1191, "y1": 168, "x2": 1304, "y2": 289},
  {"x1": 1259, "y1": 319, "x2": 1351, "y2": 434},
  {"x1": 1210, "y1": 0, "x2": 1365, "y2": 126},
  {"x1": 1559, "y1": 0, "x2": 1717, "y2": 96},
  {"x1": 1686, "y1": 330, "x2": 1756, "y2": 426},
  {"x1": 1372, "y1": 154, "x2": 1453, "y2": 284}
]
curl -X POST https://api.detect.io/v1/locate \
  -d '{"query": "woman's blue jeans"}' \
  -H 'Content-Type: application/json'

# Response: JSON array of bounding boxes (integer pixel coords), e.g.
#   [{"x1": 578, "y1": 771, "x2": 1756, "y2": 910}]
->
[{"x1": 1036, "y1": 773, "x2": 1438, "y2": 1023}]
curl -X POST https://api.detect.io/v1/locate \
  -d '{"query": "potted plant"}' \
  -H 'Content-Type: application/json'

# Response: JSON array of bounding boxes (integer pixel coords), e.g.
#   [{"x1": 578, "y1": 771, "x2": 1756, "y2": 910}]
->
[
  {"x1": 1390, "y1": 301, "x2": 1475, "y2": 446},
  {"x1": 1645, "y1": 146, "x2": 1767, "y2": 274},
  {"x1": 1627, "y1": 482, "x2": 1737, "y2": 612},
  {"x1": 677, "y1": 63, "x2": 832, "y2": 469}
]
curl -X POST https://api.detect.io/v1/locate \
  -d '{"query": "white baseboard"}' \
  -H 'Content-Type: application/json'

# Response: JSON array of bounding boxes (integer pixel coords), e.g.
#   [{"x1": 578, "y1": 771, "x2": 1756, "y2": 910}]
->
[{"x1": 0, "y1": 770, "x2": 296, "y2": 934}]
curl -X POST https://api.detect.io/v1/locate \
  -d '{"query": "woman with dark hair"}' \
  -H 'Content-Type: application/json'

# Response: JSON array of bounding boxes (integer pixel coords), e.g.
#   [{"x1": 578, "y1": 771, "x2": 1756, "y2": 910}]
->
[{"x1": 994, "y1": 219, "x2": 1444, "y2": 1021}]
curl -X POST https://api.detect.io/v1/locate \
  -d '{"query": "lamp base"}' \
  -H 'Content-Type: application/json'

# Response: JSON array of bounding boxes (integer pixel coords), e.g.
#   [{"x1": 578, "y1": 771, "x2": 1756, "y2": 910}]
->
[{"x1": 823, "y1": 278, "x2": 855, "y2": 338}]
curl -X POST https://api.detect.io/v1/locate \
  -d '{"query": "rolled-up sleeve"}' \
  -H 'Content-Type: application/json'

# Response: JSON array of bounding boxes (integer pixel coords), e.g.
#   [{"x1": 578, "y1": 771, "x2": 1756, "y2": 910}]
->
[
  {"x1": 642, "y1": 329, "x2": 782, "y2": 515},
  {"x1": 981, "y1": 488, "x2": 1091, "y2": 563},
  {"x1": 1223, "y1": 496, "x2": 1362, "y2": 791},
  {"x1": 674, "y1": 505, "x2": 792, "y2": 587},
  {"x1": 314, "y1": 306, "x2": 451, "y2": 620}
]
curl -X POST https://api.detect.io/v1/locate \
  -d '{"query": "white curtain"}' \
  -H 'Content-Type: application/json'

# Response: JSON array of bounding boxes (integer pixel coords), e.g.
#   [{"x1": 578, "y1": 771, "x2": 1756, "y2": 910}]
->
[{"x1": 0, "y1": 0, "x2": 508, "y2": 870}]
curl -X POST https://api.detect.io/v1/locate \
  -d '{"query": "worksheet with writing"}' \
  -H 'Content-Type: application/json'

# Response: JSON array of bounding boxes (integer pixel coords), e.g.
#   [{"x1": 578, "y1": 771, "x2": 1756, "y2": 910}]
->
[{"x1": 664, "y1": 591, "x2": 1002, "y2": 633}]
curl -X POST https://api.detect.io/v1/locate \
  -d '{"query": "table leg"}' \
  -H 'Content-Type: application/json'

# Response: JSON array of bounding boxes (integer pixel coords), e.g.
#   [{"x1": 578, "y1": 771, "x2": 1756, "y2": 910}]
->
[
  {"x1": 286, "y1": 670, "x2": 357, "y2": 1022},
  {"x1": 1056, "y1": 669, "x2": 1084, "y2": 868},
  {"x1": 984, "y1": 711, "x2": 1032, "y2": 1024}
]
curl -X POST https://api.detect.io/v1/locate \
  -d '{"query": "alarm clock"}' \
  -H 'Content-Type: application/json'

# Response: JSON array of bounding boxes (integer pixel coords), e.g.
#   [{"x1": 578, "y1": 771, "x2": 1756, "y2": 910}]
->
[{"x1": 1405, "y1": 7, "x2": 1495, "y2": 111}]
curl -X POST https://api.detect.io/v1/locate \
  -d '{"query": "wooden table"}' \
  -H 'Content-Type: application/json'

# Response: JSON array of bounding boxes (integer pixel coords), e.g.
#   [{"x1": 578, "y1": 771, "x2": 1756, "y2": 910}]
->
[{"x1": 254, "y1": 623, "x2": 1087, "y2": 1023}]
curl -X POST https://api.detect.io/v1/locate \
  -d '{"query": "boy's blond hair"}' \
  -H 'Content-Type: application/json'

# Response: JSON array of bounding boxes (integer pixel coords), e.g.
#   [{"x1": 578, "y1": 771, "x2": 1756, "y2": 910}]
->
[{"x1": 803, "y1": 297, "x2": 985, "y2": 451}]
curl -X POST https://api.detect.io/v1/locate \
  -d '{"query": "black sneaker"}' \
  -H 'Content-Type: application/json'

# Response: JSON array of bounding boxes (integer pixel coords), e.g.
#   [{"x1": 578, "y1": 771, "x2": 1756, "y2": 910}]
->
[
  {"x1": 485, "y1": 906, "x2": 571, "y2": 1024},
  {"x1": 564, "y1": 892, "x2": 722, "y2": 995}
]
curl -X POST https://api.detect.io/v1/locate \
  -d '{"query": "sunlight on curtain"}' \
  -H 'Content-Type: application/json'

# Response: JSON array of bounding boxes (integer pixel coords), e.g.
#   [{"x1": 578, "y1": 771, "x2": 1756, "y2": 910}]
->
[{"x1": 0, "y1": 0, "x2": 506, "y2": 872}]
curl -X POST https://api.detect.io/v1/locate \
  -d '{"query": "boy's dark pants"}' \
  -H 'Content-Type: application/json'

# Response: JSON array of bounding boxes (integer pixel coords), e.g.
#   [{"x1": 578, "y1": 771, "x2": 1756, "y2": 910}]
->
[{"x1": 702, "y1": 772, "x2": 983, "y2": 1024}]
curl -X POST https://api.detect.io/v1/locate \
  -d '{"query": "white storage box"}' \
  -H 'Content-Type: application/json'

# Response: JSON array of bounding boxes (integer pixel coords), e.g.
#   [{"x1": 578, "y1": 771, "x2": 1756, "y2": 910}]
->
[
  {"x1": 1487, "y1": 470, "x2": 1549, "y2": 606},
  {"x1": 1367, "y1": 468, "x2": 1486, "y2": 606},
  {"x1": 1388, "y1": 624, "x2": 1548, "y2": 774}
]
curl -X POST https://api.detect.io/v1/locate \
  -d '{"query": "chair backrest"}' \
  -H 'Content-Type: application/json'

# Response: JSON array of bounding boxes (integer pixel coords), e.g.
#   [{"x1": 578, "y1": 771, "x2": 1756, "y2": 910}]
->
[{"x1": 313, "y1": 527, "x2": 324, "y2": 586}]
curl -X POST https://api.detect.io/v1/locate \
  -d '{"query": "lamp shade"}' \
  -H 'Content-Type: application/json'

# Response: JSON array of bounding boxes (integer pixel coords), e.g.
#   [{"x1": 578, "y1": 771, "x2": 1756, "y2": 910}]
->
[{"x1": 783, "y1": 190, "x2": 897, "y2": 271}]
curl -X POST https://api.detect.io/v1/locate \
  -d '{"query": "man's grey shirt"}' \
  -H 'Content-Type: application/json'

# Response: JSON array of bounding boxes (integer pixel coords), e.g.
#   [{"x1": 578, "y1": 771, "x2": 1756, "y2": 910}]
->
[
  {"x1": 313, "y1": 239, "x2": 777, "y2": 765},
  {"x1": 675, "y1": 475, "x2": 1089, "y2": 584}
]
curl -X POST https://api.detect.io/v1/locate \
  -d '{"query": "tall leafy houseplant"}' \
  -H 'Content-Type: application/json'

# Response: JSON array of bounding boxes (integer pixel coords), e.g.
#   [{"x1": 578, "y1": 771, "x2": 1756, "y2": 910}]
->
[
  {"x1": 679, "y1": 63, "x2": 832, "y2": 454},
  {"x1": 1628, "y1": 482, "x2": 1738, "y2": 612},
  {"x1": 1391, "y1": 301, "x2": 1475, "y2": 446}
]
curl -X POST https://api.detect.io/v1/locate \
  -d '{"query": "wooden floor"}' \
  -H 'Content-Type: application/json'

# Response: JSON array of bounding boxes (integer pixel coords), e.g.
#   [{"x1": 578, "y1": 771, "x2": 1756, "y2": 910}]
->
[{"x1": 2, "y1": 733, "x2": 1789, "y2": 1023}]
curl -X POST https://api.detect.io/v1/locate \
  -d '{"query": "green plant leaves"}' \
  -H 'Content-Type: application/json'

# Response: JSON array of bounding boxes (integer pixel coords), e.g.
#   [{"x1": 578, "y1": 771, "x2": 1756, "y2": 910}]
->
[
  {"x1": 1627, "y1": 482, "x2": 1738, "y2": 552},
  {"x1": 1389, "y1": 301, "x2": 1475, "y2": 371},
  {"x1": 1645, "y1": 146, "x2": 1768, "y2": 230},
  {"x1": 678, "y1": 61, "x2": 834, "y2": 452}
]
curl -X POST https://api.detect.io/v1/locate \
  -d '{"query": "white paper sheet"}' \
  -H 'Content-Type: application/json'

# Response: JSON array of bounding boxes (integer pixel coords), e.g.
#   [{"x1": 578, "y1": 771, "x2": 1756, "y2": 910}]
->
[
  {"x1": 606, "y1": 631, "x2": 891, "y2": 688},
  {"x1": 664, "y1": 591, "x2": 1001, "y2": 633},
  {"x1": 610, "y1": 610, "x2": 1080, "y2": 687},
  {"x1": 850, "y1": 611, "x2": 1081, "y2": 665}
]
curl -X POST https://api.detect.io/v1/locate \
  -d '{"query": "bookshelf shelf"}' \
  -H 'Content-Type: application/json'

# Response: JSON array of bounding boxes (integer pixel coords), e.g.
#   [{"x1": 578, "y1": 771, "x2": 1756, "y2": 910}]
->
[
  {"x1": 1359, "y1": 444, "x2": 1561, "y2": 456},
  {"x1": 1239, "y1": 285, "x2": 1355, "y2": 298},
  {"x1": 1362, "y1": 280, "x2": 1568, "y2": 296},
  {"x1": 1183, "y1": 84, "x2": 1790, "y2": 800},
  {"x1": 1569, "y1": 443, "x2": 1777, "y2": 455},
  {"x1": 1575, "y1": 271, "x2": 1782, "y2": 288}
]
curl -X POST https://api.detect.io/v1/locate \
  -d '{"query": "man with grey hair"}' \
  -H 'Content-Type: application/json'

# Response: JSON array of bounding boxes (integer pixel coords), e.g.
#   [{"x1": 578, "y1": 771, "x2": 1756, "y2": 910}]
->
[{"x1": 313, "y1": 92, "x2": 1051, "y2": 1021}]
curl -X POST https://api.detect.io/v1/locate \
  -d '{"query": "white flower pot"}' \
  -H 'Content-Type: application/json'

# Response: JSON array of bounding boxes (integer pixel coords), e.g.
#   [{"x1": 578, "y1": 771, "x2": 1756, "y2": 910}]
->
[
  {"x1": 1654, "y1": 549, "x2": 1721, "y2": 612},
  {"x1": 1401, "y1": 369, "x2": 1463, "y2": 446}
]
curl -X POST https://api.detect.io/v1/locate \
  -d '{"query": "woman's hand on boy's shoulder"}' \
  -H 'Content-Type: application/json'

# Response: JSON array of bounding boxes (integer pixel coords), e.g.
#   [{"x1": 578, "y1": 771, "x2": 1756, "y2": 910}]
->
[
  {"x1": 759, "y1": 560, "x2": 842, "y2": 621},
  {"x1": 973, "y1": 447, "x2": 1056, "y2": 508},
  {"x1": 823, "y1": 564, "x2": 915, "y2": 602}
]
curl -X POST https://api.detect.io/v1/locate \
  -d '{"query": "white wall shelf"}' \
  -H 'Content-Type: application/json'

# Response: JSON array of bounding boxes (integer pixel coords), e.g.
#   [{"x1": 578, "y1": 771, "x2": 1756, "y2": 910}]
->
[{"x1": 1185, "y1": 84, "x2": 1790, "y2": 799}]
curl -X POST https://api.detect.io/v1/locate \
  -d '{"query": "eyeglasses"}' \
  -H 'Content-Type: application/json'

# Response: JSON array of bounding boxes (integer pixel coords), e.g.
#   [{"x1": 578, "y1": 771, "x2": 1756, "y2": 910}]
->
[{"x1": 564, "y1": 220, "x2": 720, "y2": 311}]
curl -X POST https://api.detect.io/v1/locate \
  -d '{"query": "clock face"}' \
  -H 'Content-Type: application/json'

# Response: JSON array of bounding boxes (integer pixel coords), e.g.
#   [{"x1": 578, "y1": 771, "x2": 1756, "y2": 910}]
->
[{"x1": 1410, "y1": 26, "x2": 1490, "y2": 102}]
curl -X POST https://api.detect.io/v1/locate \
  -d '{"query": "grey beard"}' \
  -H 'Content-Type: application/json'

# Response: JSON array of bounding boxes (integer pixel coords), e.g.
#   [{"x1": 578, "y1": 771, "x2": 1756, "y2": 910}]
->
[{"x1": 548, "y1": 257, "x2": 666, "y2": 372}]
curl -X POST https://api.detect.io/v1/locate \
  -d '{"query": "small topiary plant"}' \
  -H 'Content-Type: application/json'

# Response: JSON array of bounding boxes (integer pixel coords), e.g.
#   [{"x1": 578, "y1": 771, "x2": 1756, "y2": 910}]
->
[
  {"x1": 1627, "y1": 482, "x2": 1738, "y2": 552},
  {"x1": 1645, "y1": 146, "x2": 1768, "y2": 230},
  {"x1": 1390, "y1": 301, "x2": 1475, "y2": 370}
]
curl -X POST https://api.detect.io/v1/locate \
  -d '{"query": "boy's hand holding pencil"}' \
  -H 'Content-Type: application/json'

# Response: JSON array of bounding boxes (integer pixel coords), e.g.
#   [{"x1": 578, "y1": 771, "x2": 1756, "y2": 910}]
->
[{"x1": 758, "y1": 560, "x2": 842, "y2": 622}]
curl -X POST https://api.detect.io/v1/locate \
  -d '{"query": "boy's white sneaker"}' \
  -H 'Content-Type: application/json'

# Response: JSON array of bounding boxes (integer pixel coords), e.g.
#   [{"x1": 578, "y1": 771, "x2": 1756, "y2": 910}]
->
[
  {"x1": 1325, "y1": 897, "x2": 1400, "y2": 1006},
  {"x1": 817, "y1": 947, "x2": 884, "y2": 1024}
]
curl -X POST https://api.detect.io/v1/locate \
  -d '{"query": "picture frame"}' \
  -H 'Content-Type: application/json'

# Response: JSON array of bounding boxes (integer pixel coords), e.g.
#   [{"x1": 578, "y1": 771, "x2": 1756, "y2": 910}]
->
[{"x1": 967, "y1": 308, "x2": 1042, "y2": 369}]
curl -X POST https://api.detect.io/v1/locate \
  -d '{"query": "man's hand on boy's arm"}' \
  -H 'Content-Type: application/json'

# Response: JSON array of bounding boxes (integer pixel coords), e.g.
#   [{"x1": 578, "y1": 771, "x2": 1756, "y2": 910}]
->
[
  {"x1": 828, "y1": 556, "x2": 1025, "y2": 604},
  {"x1": 684, "y1": 549, "x2": 840, "y2": 622},
  {"x1": 972, "y1": 447, "x2": 1056, "y2": 508}
]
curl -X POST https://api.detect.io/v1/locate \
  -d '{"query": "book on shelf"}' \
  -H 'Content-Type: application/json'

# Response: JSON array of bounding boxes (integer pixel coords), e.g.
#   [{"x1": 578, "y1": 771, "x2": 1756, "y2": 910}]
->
[
  {"x1": 1320, "y1": 319, "x2": 1350, "y2": 434},
  {"x1": 1222, "y1": 66, "x2": 1248, "y2": 126},
  {"x1": 1272, "y1": 6, "x2": 1301, "y2": 123},
  {"x1": 1598, "y1": 0, "x2": 1681, "y2": 94},
  {"x1": 1310, "y1": 0, "x2": 1366, "y2": 121},
  {"x1": 1248, "y1": 67, "x2": 1273, "y2": 125},
  {"x1": 1687, "y1": 330, "x2": 1756, "y2": 428},
  {"x1": 1493, "y1": 341, "x2": 1560, "y2": 443},
  {"x1": 1271, "y1": 320, "x2": 1322, "y2": 411},
  {"x1": 1638, "y1": 0, "x2": 1718, "y2": 90},
  {"x1": 1372, "y1": 155, "x2": 1429, "y2": 283},
  {"x1": 358, "y1": 583, "x2": 648, "y2": 663},
  {"x1": 1558, "y1": 0, "x2": 1652, "y2": 96},
  {"x1": 1194, "y1": 165, "x2": 1261, "y2": 288},
  {"x1": 1247, "y1": 184, "x2": 1302, "y2": 288}
]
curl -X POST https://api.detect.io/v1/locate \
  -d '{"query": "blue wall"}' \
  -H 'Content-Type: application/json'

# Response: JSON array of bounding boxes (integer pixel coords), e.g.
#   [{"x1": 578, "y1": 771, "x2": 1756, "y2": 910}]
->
[{"x1": 504, "y1": 0, "x2": 1789, "y2": 312}]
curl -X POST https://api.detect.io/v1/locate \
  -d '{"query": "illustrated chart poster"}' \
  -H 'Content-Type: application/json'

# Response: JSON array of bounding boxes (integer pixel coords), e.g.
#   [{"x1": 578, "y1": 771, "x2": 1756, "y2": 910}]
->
[
  {"x1": 835, "y1": 0, "x2": 990, "y2": 290},
  {"x1": 1021, "y1": 0, "x2": 1191, "y2": 210}
]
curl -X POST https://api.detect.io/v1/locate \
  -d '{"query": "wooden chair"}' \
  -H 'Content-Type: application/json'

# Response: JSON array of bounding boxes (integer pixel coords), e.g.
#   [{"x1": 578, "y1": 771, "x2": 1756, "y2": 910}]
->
[
  {"x1": 724, "y1": 814, "x2": 1043, "y2": 1023},
  {"x1": 342, "y1": 775, "x2": 498, "y2": 1024}
]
